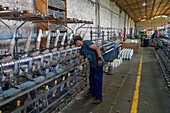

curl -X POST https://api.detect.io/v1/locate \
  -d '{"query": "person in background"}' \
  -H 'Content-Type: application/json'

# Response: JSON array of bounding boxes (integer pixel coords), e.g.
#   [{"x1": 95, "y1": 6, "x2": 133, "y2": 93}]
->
[
  {"x1": 73, "y1": 35, "x2": 104, "y2": 104},
  {"x1": 151, "y1": 32, "x2": 155, "y2": 39}
]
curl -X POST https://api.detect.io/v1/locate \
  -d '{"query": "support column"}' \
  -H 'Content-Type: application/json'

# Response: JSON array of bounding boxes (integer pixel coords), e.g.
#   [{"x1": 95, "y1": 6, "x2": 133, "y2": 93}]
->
[
  {"x1": 118, "y1": 9, "x2": 122, "y2": 33},
  {"x1": 95, "y1": 0, "x2": 100, "y2": 35},
  {"x1": 124, "y1": 13, "x2": 127, "y2": 40},
  {"x1": 35, "y1": 0, "x2": 49, "y2": 48}
]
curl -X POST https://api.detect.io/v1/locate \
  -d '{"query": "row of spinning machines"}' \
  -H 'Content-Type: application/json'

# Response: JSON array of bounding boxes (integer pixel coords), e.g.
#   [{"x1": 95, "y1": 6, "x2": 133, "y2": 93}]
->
[
  {"x1": 0, "y1": 29, "x2": 89, "y2": 113},
  {"x1": 0, "y1": 28, "x2": 119, "y2": 113},
  {"x1": 154, "y1": 38, "x2": 170, "y2": 89}
]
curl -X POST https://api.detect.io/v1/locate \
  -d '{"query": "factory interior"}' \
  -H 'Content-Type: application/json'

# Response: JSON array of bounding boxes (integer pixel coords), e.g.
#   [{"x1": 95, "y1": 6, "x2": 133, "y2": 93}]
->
[{"x1": 0, "y1": 0, "x2": 169, "y2": 113}]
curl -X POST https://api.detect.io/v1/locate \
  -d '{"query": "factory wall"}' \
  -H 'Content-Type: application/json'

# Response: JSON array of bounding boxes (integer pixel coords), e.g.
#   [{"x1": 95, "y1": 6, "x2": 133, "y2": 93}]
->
[
  {"x1": 0, "y1": 0, "x2": 35, "y2": 55},
  {"x1": 0, "y1": 0, "x2": 136, "y2": 40},
  {"x1": 0, "y1": 0, "x2": 34, "y2": 34},
  {"x1": 0, "y1": 0, "x2": 137, "y2": 54},
  {"x1": 67, "y1": 0, "x2": 96, "y2": 40},
  {"x1": 67, "y1": 0, "x2": 136, "y2": 40}
]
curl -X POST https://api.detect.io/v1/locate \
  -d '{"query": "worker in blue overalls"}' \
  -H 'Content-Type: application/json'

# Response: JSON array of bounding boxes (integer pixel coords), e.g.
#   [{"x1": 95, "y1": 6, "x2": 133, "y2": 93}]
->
[{"x1": 73, "y1": 35, "x2": 104, "y2": 104}]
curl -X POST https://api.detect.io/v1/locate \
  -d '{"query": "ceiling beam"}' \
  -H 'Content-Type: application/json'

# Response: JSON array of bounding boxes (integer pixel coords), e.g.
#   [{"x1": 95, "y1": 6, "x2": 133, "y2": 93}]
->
[
  {"x1": 162, "y1": 7, "x2": 170, "y2": 15},
  {"x1": 124, "y1": 0, "x2": 138, "y2": 19},
  {"x1": 136, "y1": 13, "x2": 169, "y2": 22},
  {"x1": 145, "y1": 0, "x2": 147, "y2": 18},
  {"x1": 150, "y1": 0, "x2": 156, "y2": 18},
  {"x1": 122, "y1": 1, "x2": 145, "y2": 7},
  {"x1": 157, "y1": 0, "x2": 169, "y2": 16},
  {"x1": 131, "y1": 8, "x2": 152, "y2": 12},
  {"x1": 114, "y1": 0, "x2": 137, "y2": 22},
  {"x1": 122, "y1": 4, "x2": 160, "y2": 10},
  {"x1": 114, "y1": 1, "x2": 131, "y2": 17},
  {"x1": 153, "y1": 0, "x2": 163, "y2": 17},
  {"x1": 136, "y1": 0, "x2": 142, "y2": 19}
]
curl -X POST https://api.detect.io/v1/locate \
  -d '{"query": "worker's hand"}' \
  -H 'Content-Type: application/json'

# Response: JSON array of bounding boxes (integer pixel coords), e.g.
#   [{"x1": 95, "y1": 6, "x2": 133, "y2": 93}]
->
[
  {"x1": 72, "y1": 63, "x2": 78, "y2": 66},
  {"x1": 98, "y1": 60, "x2": 102, "y2": 67}
]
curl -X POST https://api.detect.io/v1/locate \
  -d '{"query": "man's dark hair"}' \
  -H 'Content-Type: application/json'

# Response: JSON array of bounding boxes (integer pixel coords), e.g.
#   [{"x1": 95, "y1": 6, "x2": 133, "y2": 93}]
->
[{"x1": 73, "y1": 35, "x2": 82, "y2": 42}]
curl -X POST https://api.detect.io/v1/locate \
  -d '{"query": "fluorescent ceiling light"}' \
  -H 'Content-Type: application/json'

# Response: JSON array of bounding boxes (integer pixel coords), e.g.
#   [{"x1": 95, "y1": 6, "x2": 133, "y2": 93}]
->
[
  {"x1": 141, "y1": 19, "x2": 146, "y2": 21},
  {"x1": 143, "y1": 3, "x2": 146, "y2": 6},
  {"x1": 161, "y1": 15, "x2": 167, "y2": 18}
]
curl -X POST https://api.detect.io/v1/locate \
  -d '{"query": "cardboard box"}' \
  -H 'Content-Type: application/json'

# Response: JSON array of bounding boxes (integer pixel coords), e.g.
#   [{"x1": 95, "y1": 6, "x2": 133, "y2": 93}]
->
[{"x1": 121, "y1": 39, "x2": 140, "y2": 53}]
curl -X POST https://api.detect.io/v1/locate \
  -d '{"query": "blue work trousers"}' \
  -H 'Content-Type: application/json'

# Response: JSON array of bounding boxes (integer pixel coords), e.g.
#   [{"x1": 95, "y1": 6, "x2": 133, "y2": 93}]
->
[{"x1": 89, "y1": 62, "x2": 103, "y2": 99}]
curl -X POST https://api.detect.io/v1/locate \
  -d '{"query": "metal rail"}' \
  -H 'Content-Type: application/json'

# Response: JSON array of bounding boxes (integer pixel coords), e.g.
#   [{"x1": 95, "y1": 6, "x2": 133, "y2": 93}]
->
[{"x1": 12, "y1": 63, "x2": 88, "y2": 113}]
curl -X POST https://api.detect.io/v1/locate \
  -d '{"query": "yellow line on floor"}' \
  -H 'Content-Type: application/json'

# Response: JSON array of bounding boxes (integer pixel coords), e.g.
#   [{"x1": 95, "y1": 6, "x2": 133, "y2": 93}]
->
[{"x1": 130, "y1": 48, "x2": 143, "y2": 113}]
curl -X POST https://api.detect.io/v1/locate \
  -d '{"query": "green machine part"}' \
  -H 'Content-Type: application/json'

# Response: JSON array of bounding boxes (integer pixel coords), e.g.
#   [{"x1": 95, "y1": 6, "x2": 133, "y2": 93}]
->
[{"x1": 137, "y1": 30, "x2": 147, "y2": 39}]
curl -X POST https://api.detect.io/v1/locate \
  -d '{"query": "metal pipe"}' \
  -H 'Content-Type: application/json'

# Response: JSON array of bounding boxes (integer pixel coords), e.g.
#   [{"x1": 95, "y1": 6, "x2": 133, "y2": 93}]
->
[
  {"x1": 16, "y1": 18, "x2": 30, "y2": 35},
  {"x1": 33, "y1": 0, "x2": 37, "y2": 33},
  {"x1": 15, "y1": 18, "x2": 31, "y2": 56},
  {"x1": 90, "y1": 30, "x2": 93, "y2": 41},
  {"x1": 0, "y1": 47, "x2": 80, "y2": 68},
  {"x1": 88, "y1": 0, "x2": 119, "y2": 16},
  {"x1": 88, "y1": 0, "x2": 98, "y2": 5},
  {"x1": 107, "y1": 31, "x2": 109, "y2": 40},
  {"x1": 75, "y1": 23, "x2": 86, "y2": 32},
  {"x1": 40, "y1": 23, "x2": 50, "y2": 30},
  {"x1": 98, "y1": 3, "x2": 101, "y2": 37},
  {"x1": 0, "y1": 18, "x2": 13, "y2": 34},
  {"x1": 102, "y1": 31, "x2": 104, "y2": 44}
]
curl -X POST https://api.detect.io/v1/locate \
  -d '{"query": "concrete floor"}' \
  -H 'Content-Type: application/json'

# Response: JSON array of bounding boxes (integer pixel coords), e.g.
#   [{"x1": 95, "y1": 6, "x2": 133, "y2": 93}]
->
[{"x1": 61, "y1": 48, "x2": 170, "y2": 113}]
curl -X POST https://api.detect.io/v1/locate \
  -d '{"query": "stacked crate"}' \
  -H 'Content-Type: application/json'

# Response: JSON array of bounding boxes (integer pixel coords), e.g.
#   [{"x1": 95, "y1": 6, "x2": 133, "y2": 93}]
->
[
  {"x1": 48, "y1": 0, "x2": 66, "y2": 9},
  {"x1": 48, "y1": 0, "x2": 66, "y2": 31}
]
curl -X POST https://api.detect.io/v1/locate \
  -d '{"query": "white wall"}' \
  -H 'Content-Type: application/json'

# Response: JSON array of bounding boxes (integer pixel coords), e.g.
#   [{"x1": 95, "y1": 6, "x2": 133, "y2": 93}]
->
[
  {"x1": 67, "y1": 0, "x2": 136, "y2": 40},
  {"x1": 0, "y1": 0, "x2": 35, "y2": 55},
  {"x1": 67, "y1": 0, "x2": 96, "y2": 40},
  {"x1": 0, "y1": 0, "x2": 34, "y2": 34}
]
